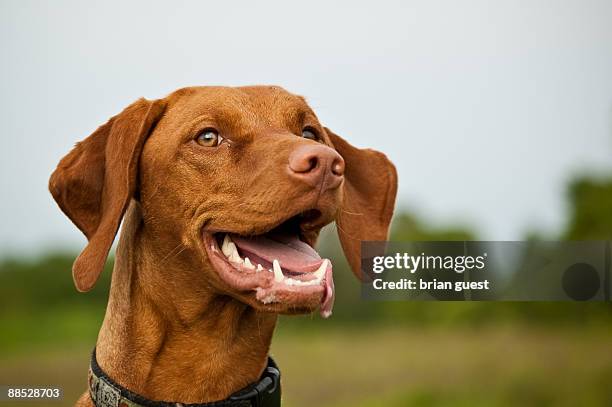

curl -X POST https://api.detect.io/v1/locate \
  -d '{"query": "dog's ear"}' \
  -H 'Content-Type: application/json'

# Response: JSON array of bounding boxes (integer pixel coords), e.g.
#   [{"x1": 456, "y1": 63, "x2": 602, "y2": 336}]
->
[
  {"x1": 325, "y1": 128, "x2": 398, "y2": 280},
  {"x1": 49, "y1": 98, "x2": 166, "y2": 292}
]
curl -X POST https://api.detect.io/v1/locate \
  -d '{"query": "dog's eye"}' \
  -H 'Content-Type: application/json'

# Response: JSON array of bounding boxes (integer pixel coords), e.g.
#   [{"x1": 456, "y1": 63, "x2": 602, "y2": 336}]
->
[
  {"x1": 196, "y1": 129, "x2": 223, "y2": 147},
  {"x1": 302, "y1": 127, "x2": 319, "y2": 141}
]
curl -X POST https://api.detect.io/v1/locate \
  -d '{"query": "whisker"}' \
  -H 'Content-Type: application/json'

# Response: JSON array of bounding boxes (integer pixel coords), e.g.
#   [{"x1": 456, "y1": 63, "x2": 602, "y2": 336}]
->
[
  {"x1": 335, "y1": 220, "x2": 361, "y2": 241},
  {"x1": 338, "y1": 207, "x2": 363, "y2": 216},
  {"x1": 160, "y1": 242, "x2": 185, "y2": 263},
  {"x1": 171, "y1": 245, "x2": 189, "y2": 261},
  {"x1": 145, "y1": 181, "x2": 163, "y2": 202}
]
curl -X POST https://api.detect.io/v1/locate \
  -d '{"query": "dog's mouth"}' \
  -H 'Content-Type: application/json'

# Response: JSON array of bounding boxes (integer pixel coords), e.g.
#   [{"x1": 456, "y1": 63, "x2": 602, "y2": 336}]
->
[{"x1": 202, "y1": 214, "x2": 334, "y2": 318}]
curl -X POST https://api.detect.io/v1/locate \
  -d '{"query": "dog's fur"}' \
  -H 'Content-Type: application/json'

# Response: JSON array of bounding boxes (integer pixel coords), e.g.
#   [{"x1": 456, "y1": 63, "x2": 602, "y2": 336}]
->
[{"x1": 49, "y1": 86, "x2": 397, "y2": 406}]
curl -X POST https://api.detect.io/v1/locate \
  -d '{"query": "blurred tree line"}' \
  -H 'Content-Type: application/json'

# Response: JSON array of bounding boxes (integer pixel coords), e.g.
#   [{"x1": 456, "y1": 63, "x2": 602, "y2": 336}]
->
[
  {"x1": 564, "y1": 176, "x2": 612, "y2": 239},
  {"x1": 1, "y1": 175, "x2": 612, "y2": 351},
  {"x1": 312, "y1": 175, "x2": 612, "y2": 328}
]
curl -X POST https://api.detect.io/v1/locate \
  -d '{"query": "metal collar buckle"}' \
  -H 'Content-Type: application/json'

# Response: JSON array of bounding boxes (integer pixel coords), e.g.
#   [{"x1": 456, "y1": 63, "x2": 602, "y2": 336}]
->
[{"x1": 229, "y1": 365, "x2": 281, "y2": 407}]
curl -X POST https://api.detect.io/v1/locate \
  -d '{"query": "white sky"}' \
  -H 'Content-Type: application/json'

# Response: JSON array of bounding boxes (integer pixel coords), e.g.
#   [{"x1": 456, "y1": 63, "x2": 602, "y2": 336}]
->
[{"x1": 1, "y1": 0, "x2": 612, "y2": 254}]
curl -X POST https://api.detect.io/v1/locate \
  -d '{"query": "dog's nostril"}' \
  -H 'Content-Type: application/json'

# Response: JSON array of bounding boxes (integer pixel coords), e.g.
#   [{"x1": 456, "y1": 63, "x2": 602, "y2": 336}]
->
[
  {"x1": 307, "y1": 157, "x2": 319, "y2": 171},
  {"x1": 288, "y1": 145, "x2": 344, "y2": 189},
  {"x1": 289, "y1": 148, "x2": 322, "y2": 174},
  {"x1": 331, "y1": 157, "x2": 345, "y2": 177}
]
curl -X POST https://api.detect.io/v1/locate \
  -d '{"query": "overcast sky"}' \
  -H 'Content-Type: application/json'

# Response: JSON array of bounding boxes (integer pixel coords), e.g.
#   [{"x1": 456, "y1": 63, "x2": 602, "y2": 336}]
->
[{"x1": 1, "y1": 0, "x2": 612, "y2": 254}]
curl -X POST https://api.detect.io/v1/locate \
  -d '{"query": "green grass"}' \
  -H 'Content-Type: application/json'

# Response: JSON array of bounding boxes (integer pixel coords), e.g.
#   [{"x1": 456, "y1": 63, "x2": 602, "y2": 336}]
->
[
  {"x1": 272, "y1": 325, "x2": 612, "y2": 407},
  {"x1": 1, "y1": 325, "x2": 611, "y2": 407},
  {"x1": 0, "y1": 305, "x2": 104, "y2": 357},
  {"x1": 2, "y1": 254, "x2": 612, "y2": 406}
]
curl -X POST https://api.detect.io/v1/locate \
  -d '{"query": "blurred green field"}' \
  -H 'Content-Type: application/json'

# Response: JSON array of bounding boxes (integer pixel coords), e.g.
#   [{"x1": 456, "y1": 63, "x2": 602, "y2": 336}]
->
[
  {"x1": 1, "y1": 324, "x2": 611, "y2": 407},
  {"x1": 1, "y1": 175, "x2": 612, "y2": 406},
  {"x1": 1, "y1": 252, "x2": 612, "y2": 406}
]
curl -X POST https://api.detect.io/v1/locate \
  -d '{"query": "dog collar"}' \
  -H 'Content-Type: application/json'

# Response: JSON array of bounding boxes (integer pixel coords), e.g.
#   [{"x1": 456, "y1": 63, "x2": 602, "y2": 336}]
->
[{"x1": 88, "y1": 348, "x2": 281, "y2": 407}]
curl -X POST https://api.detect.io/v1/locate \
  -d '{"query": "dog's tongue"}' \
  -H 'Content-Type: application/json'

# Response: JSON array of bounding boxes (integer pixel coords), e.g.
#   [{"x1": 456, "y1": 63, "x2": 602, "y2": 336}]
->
[
  {"x1": 230, "y1": 232, "x2": 335, "y2": 318},
  {"x1": 230, "y1": 232, "x2": 321, "y2": 272}
]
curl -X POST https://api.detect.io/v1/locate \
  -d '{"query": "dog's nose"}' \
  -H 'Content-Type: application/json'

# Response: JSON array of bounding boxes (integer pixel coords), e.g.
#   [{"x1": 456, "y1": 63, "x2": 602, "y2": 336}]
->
[{"x1": 288, "y1": 144, "x2": 345, "y2": 189}]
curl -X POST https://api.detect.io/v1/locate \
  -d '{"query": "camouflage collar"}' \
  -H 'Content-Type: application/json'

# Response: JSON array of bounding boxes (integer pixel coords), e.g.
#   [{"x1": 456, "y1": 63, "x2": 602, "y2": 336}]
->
[{"x1": 88, "y1": 348, "x2": 281, "y2": 407}]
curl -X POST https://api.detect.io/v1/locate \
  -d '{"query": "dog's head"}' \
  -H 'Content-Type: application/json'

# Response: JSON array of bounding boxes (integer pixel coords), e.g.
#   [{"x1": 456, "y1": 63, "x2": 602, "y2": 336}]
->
[{"x1": 49, "y1": 86, "x2": 397, "y2": 317}]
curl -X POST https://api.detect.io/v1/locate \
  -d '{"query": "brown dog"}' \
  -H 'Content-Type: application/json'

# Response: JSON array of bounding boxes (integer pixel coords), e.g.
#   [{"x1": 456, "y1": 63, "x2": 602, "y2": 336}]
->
[{"x1": 49, "y1": 86, "x2": 397, "y2": 406}]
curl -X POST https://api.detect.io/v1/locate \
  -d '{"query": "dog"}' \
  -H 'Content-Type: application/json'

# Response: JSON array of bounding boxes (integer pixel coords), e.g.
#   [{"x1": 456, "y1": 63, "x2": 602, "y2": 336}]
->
[{"x1": 49, "y1": 85, "x2": 397, "y2": 406}]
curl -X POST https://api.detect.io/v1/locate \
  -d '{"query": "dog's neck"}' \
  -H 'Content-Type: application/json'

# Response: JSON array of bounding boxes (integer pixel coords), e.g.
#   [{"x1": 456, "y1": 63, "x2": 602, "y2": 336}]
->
[{"x1": 95, "y1": 203, "x2": 277, "y2": 403}]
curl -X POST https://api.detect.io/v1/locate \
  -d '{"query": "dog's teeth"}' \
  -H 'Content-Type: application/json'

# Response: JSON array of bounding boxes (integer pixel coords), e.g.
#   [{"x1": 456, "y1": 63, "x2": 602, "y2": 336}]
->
[
  {"x1": 225, "y1": 240, "x2": 242, "y2": 264},
  {"x1": 221, "y1": 235, "x2": 233, "y2": 256},
  {"x1": 229, "y1": 250, "x2": 243, "y2": 264},
  {"x1": 272, "y1": 259, "x2": 284, "y2": 282},
  {"x1": 284, "y1": 278, "x2": 317, "y2": 286},
  {"x1": 256, "y1": 264, "x2": 264, "y2": 272},
  {"x1": 314, "y1": 259, "x2": 328, "y2": 281},
  {"x1": 223, "y1": 237, "x2": 240, "y2": 263},
  {"x1": 243, "y1": 257, "x2": 255, "y2": 270}
]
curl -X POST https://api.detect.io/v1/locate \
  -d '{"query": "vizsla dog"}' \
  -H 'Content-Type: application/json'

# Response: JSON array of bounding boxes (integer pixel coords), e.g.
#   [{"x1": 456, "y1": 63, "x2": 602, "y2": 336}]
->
[{"x1": 50, "y1": 86, "x2": 397, "y2": 407}]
